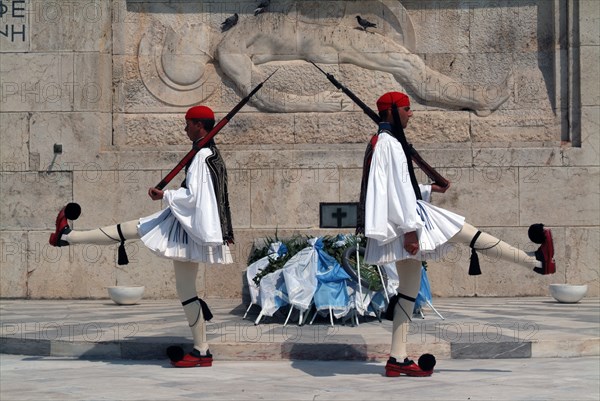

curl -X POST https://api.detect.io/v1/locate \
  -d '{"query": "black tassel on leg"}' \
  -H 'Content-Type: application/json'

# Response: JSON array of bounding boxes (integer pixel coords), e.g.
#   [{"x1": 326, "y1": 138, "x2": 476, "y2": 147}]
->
[
  {"x1": 116, "y1": 224, "x2": 129, "y2": 265},
  {"x1": 469, "y1": 248, "x2": 481, "y2": 275},
  {"x1": 384, "y1": 294, "x2": 399, "y2": 321},
  {"x1": 468, "y1": 231, "x2": 482, "y2": 275}
]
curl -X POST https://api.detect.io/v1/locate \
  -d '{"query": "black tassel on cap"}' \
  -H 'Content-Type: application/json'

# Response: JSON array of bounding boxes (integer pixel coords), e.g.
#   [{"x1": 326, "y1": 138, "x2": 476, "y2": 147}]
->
[
  {"x1": 468, "y1": 231, "x2": 483, "y2": 276},
  {"x1": 116, "y1": 224, "x2": 129, "y2": 265}
]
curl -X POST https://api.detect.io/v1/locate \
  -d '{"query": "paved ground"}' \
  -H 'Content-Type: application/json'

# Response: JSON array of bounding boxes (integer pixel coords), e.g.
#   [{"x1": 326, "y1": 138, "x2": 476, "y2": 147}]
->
[
  {"x1": 1, "y1": 297, "x2": 598, "y2": 361},
  {"x1": 1, "y1": 354, "x2": 598, "y2": 400},
  {"x1": 1, "y1": 297, "x2": 598, "y2": 400}
]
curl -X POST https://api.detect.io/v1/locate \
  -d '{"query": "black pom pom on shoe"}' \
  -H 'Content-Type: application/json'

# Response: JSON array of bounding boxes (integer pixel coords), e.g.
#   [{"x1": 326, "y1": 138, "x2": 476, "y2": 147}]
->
[
  {"x1": 418, "y1": 353, "x2": 436, "y2": 372},
  {"x1": 528, "y1": 223, "x2": 545, "y2": 244},
  {"x1": 64, "y1": 203, "x2": 81, "y2": 220},
  {"x1": 166, "y1": 345, "x2": 185, "y2": 362}
]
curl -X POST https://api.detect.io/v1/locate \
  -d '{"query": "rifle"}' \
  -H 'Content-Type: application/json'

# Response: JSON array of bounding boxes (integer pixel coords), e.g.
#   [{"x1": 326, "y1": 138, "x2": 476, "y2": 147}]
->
[
  {"x1": 155, "y1": 70, "x2": 277, "y2": 190},
  {"x1": 309, "y1": 61, "x2": 449, "y2": 188}
]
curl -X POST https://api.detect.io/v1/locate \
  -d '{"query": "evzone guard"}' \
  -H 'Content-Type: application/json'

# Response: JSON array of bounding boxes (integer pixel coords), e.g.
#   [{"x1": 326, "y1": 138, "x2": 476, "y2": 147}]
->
[
  {"x1": 309, "y1": 62, "x2": 556, "y2": 376},
  {"x1": 359, "y1": 91, "x2": 555, "y2": 377},
  {"x1": 49, "y1": 74, "x2": 274, "y2": 367},
  {"x1": 50, "y1": 105, "x2": 231, "y2": 367}
]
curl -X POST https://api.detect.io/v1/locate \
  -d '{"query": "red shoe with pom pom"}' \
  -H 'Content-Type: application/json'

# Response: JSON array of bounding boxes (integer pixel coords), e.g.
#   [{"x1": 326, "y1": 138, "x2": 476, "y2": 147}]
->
[
  {"x1": 49, "y1": 203, "x2": 81, "y2": 247},
  {"x1": 171, "y1": 349, "x2": 213, "y2": 368},
  {"x1": 385, "y1": 354, "x2": 435, "y2": 377}
]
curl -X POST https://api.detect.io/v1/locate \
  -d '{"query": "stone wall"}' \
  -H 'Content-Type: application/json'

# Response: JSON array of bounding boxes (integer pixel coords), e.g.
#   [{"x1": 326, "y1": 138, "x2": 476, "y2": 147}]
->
[{"x1": 1, "y1": 0, "x2": 598, "y2": 299}]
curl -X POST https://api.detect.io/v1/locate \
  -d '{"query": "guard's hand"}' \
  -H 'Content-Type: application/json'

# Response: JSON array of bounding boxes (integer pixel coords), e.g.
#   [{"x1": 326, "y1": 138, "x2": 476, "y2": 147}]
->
[
  {"x1": 432, "y1": 182, "x2": 451, "y2": 193},
  {"x1": 148, "y1": 187, "x2": 164, "y2": 200},
  {"x1": 403, "y1": 231, "x2": 419, "y2": 255}
]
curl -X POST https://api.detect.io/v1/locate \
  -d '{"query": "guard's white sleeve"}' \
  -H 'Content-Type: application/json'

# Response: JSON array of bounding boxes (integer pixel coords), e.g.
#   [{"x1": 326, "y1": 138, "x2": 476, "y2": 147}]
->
[
  {"x1": 365, "y1": 133, "x2": 422, "y2": 244},
  {"x1": 163, "y1": 148, "x2": 223, "y2": 245}
]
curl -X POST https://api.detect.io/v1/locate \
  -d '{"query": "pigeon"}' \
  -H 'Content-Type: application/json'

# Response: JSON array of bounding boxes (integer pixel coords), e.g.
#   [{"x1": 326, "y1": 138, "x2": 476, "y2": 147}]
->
[
  {"x1": 356, "y1": 15, "x2": 376, "y2": 31},
  {"x1": 221, "y1": 13, "x2": 239, "y2": 32},
  {"x1": 254, "y1": 0, "x2": 270, "y2": 16}
]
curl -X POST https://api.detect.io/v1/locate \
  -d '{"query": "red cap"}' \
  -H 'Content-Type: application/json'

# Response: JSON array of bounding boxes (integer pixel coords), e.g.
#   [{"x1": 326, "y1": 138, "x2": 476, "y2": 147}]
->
[
  {"x1": 185, "y1": 105, "x2": 214, "y2": 120},
  {"x1": 376, "y1": 92, "x2": 410, "y2": 112}
]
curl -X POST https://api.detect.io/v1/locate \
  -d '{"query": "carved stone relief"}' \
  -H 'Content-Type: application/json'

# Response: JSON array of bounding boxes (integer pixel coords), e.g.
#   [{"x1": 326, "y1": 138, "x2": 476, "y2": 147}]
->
[{"x1": 135, "y1": 1, "x2": 511, "y2": 116}]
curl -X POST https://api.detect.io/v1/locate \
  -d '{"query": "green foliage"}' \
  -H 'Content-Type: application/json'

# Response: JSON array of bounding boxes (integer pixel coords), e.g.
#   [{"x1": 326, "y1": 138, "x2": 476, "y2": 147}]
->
[
  {"x1": 250, "y1": 234, "x2": 309, "y2": 286},
  {"x1": 248, "y1": 233, "x2": 385, "y2": 291},
  {"x1": 343, "y1": 250, "x2": 384, "y2": 291}
]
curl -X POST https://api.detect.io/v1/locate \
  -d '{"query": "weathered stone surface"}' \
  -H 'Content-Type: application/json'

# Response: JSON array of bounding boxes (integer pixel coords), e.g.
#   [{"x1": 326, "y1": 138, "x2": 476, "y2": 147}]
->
[
  {"x1": 73, "y1": 170, "x2": 161, "y2": 230},
  {"x1": 30, "y1": 112, "x2": 111, "y2": 171},
  {"x1": 0, "y1": 231, "x2": 28, "y2": 298},
  {"x1": 427, "y1": 255, "x2": 477, "y2": 297},
  {"x1": 469, "y1": 3, "x2": 548, "y2": 53},
  {"x1": 339, "y1": 168, "x2": 362, "y2": 203},
  {"x1": 471, "y1": 109, "x2": 560, "y2": 144},
  {"x1": 29, "y1": 0, "x2": 112, "y2": 53},
  {"x1": 403, "y1": 1, "x2": 471, "y2": 54},
  {"x1": 519, "y1": 167, "x2": 600, "y2": 226},
  {"x1": 433, "y1": 167, "x2": 519, "y2": 227},
  {"x1": 473, "y1": 147, "x2": 565, "y2": 168},
  {"x1": 565, "y1": 227, "x2": 600, "y2": 297},
  {"x1": 0, "y1": 113, "x2": 29, "y2": 169},
  {"x1": 1, "y1": 172, "x2": 72, "y2": 230},
  {"x1": 406, "y1": 111, "x2": 471, "y2": 144},
  {"x1": 250, "y1": 166, "x2": 340, "y2": 228},
  {"x1": 220, "y1": 113, "x2": 296, "y2": 145},
  {"x1": 113, "y1": 113, "x2": 190, "y2": 149},
  {"x1": 580, "y1": 1, "x2": 600, "y2": 46},
  {"x1": 74, "y1": 53, "x2": 112, "y2": 112},
  {"x1": 226, "y1": 169, "x2": 252, "y2": 231},
  {"x1": 293, "y1": 113, "x2": 373, "y2": 144},
  {"x1": 575, "y1": 106, "x2": 600, "y2": 166},
  {"x1": 581, "y1": 45, "x2": 600, "y2": 106},
  {"x1": 0, "y1": 54, "x2": 74, "y2": 112}
]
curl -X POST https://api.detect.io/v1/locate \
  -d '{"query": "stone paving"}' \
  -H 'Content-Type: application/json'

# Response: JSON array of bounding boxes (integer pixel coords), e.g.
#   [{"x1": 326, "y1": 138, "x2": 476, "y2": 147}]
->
[
  {"x1": 1, "y1": 297, "x2": 598, "y2": 361},
  {"x1": 1, "y1": 354, "x2": 599, "y2": 401}
]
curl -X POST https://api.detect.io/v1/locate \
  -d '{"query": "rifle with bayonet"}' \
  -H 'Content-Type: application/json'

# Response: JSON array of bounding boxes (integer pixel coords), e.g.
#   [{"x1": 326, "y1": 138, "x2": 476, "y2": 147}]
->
[
  {"x1": 309, "y1": 61, "x2": 449, "y2": 189},
  {"x1": 155, "y1": 70, "x2": 277, "y2": 190}
]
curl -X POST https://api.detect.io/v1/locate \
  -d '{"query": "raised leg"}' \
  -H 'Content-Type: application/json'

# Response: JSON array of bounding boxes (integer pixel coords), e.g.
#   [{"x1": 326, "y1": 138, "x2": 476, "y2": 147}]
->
[{"x1": 448, "y1": 222, "x2": 555, "y2": 274}]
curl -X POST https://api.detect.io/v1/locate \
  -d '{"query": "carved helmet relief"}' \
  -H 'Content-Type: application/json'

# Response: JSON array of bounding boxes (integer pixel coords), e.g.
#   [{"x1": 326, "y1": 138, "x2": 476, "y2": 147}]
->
[
  {"x1": 161, "y1": 24, "x2": 212, "y2": 87},
  {"x1": 138, "y1": 23, "x2": 217, "y2": 106}
]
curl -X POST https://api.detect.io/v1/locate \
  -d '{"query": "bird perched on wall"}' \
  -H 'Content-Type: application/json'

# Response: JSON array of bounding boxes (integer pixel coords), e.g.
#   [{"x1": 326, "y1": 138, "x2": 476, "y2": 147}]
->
[
  {"x1": 356, "y1": 15, "x2": 376, "y2": 31},
  {"x1": 221, "y1": 13, "x2": 239, "y2": 32},
  {"x1": 254, "y1": 0, "x2": 270, "y2": 16}
]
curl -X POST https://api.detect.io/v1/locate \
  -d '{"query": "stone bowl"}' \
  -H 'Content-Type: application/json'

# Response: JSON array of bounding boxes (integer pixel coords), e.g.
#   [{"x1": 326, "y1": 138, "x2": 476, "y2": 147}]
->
[
  {"x1": 107, "y1": 286, "x2": 145, "y2": 305},
  {"x1": 549, "y1": 284, "x2": 588, "y2": 304}
]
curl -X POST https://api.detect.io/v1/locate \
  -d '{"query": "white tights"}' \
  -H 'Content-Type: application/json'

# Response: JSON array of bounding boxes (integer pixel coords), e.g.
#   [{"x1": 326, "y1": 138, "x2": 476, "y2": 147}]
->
[
  {"x1": 63, "y1": 220, "x2": 140, "y2": 244},
  {"x1": 174, "y1": 260, "x2": 208, "y2": 354}
]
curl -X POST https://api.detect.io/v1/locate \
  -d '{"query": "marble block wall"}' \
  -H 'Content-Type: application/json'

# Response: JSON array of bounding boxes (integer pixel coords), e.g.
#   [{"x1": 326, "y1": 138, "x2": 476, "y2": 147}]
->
[{"x1": 1, "y1": 0, "x2": 598, "y2": 300}]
